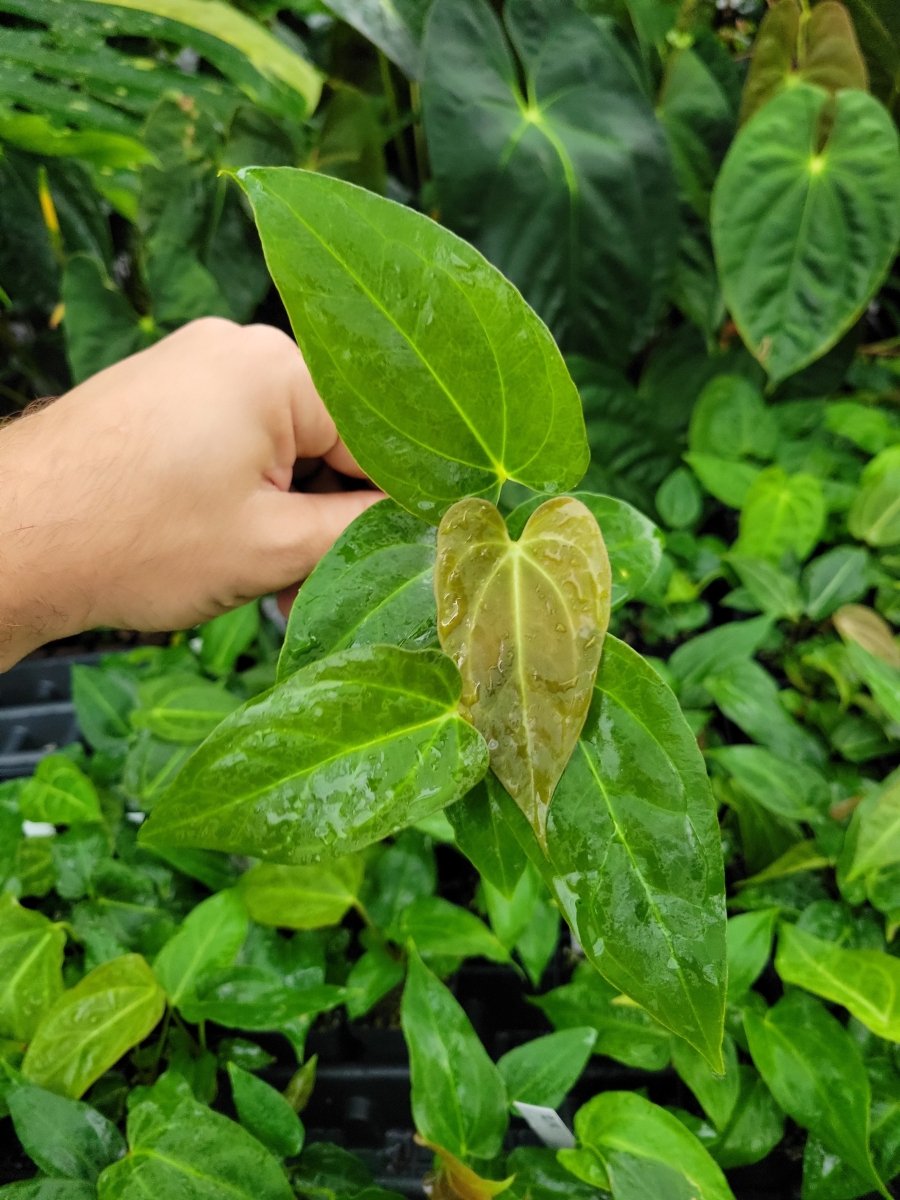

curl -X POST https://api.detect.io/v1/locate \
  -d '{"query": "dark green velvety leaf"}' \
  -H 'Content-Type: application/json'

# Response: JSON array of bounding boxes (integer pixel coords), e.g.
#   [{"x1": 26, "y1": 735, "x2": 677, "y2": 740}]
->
[
  {"x1": 234, "y1": 167, "x2": 587, "y2": 520},
  {"x1": 278, "y1": 501, "x2": 437, "y2": 681},
  {"x1": 562, "y1": 1092, "x2": 735, "y2": 1200},
  {"x1": 97, "y1": 1095, "x2": 293, "y2": 1200},
  {"x1": 713, "y1": 84, "x2": 900, "y2": 385},
  {"x1": 534, "y1": 637, "x2": 727, "y2": 1068},
  {"x1": 436, "y1": 497, "x2": 610, "y2": 847},
  {"x1": 740, "y1": 0, "x2": 869, "y2": 124},
  {"x1": 322, "y1": 0, "x2": 427, "y2": 77},
  {"x1": 198, "y1": 603, "x2": 260, "y2": 678},
  {"x1": 0, "y1": 895, "x2": 66, "y2": 1042},
  {"x1": 532, "y1": 962, "x2": 673, "y2": 1072},
  {"x1": 139, "y1": 646, "x2": 488, "y2": 864},
  {"x1": 18, "y1": 756, "x2": 102, "y2": 825},
  {"x1": 802, "y1": 546, "x2": 871, "y2": 620},
  {"x1": 688, "y1": 375, "x2": 776, "y2": 461},
  {"x1": 8, "y1": 1085, "x2": 125, "y2": 1181},
  {"x1": 239, "y1": 858, "x2": 364, "y2": 931},
  {"x1": 775, "y1": 923, "x2": 900, "y2": 1042},
  {"x1": 227, "y1": 1064, "x2": 303, "y2": 1159},
  {"x1": 61, "y1": 255, "x2": 152, "y2": 384},
  {"x1": 506, "y1": 491, "x2": 663, "y2": 611},
  {"x1": 22, "y1": 955, "x2": 165, "y2": 1099},
  {"x1": 153, "y1": 889, "x2": 248, "y2": 1008},
  {"x1": 843, "y1": 0, "x2": 900, "y2": 117},
  {"x1": 422, "y1": 0, "x2": 678, "y2": 364},
  {"x1": 448, "y1": 777, "x2": 529, "y2": 899},
  {"x1": 497, "y1": 1028, "x2": 596, "y2": 1109},
  {"x1": 401, "y1": 950, "x2": 508, "y2": 1161},
  {"x1": 744, "y1": 992, "x2": 886, "y2": 1195}
]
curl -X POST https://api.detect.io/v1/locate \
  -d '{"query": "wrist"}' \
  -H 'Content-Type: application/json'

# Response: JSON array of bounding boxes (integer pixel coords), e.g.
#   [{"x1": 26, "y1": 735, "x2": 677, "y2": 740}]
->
[{"x1": 0, "y1": 410, "x2": 92, "y2": 670}]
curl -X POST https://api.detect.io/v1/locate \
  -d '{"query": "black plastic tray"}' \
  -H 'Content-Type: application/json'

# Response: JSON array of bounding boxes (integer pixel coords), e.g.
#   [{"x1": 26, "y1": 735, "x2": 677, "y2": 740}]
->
[{"x1": 0, "y1": 654, "x2": 97, "y2": 778}]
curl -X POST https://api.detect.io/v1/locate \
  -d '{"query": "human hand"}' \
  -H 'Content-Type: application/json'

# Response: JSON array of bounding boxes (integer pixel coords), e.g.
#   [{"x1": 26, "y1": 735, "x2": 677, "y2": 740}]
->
[{"x1": 0, "y1": 318, "x2": 383, "y2": 669}]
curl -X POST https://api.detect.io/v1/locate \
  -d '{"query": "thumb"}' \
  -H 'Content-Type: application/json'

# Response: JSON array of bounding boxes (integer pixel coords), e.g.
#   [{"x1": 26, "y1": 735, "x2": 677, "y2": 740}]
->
[{"x1": 262, "y1": 488, "x2": 385, "y2": 589}]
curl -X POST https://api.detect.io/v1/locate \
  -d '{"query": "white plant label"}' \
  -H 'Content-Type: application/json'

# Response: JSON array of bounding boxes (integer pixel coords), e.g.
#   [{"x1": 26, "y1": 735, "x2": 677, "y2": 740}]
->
[{"x1": 512, "y1": 1101, "x2": 576, "y2": 1148}]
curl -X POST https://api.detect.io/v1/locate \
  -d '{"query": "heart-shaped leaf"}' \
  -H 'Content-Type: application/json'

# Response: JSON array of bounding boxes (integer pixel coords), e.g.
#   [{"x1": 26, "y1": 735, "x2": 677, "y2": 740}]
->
[{"x1": 435, "y1": 497, "x2": 610, "y2": 848}]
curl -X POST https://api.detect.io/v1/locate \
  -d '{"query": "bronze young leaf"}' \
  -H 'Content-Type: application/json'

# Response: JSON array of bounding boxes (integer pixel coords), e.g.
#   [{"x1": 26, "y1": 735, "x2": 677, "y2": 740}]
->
[{"x1": 435, "y1": 496, "x2": 611, "y2": 848}]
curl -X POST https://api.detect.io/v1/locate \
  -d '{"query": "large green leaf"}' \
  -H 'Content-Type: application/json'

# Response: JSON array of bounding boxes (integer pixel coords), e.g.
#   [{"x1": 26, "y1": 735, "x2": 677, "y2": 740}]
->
[
  {"x1": 435, "y1": 497, "x2": 610, "y2": 847},
  {"x1": 523, "y1": 637, "x2": 727, "y2": 1068},
  {"x1": 97, "y1": 1095, "x2": 293, "y2": 1199},
  {"x1": 8, "y1": 1085, "x2": 125, "y2": 1181},
  {"x1": 775, "y1": 923, "x2": 900, "y2": 1042},
  {"x1": 22, "y1": 955, "x2": 165, "y2": 1099},
  {"x1": 712, "y1": 83, "x2": 900, "y2": 385},
  {"x1": 560, "y1": 1092, "x2": 735, "y2": 1200},
  {"x1": 153, "y1": 890, "x2": 248, "y2": 1008},
  {"x1": 238, "y1": 858, "x2": 365, "y2": 930},
  {"x1": 278, "y1": 500, "x2": 437, "y2": 681},
  {"x1": 0, "y1": 895, "x2": 66, "y2": 1042},
  {"x1": 401, "y1": 950, "x2": 508, "y2": 1161},
  {"x1": 139, "y1": 646, "x2": 488, "y2": 863},
  {"x1": 740, "y1": 0, "x2": 869, "y2": 124},
  {"x1": 422, "y1": 0, "x2": 678, "y2": 364},
  {"x1": 234, "y1": 167, "x2": 588, "y2": 521},
  {"x1": 744, "y1": 992, "x2": 887, "y2": 1196}
]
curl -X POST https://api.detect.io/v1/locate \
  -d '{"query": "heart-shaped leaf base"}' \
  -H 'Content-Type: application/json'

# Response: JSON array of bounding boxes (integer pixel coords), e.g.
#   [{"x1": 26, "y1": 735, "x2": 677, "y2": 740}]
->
[{"x1": 435, "y1": 497, "x2": 611, "y2": 848}]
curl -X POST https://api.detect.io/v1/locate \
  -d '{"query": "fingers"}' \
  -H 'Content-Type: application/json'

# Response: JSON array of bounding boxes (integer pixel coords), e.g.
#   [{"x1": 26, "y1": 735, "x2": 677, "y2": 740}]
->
[
  {"x1": 325, "y1": 438, "x2": 368, "y2": 479},
  {"x1": 262, "y1": 487, "x2": 385, "y2": 588}
]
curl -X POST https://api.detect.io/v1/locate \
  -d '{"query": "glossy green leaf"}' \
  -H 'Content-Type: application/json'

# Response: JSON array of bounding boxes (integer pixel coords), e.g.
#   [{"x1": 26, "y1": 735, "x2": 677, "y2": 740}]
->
[
  {"x1": 669, "y1": 616, "x2": 772, "y2": 698},
  {"x1": 535, "y1": 636, "x2": 727, "y2": 1068},
  {"x1": 708, "y1": 745, "x2": 829, "y2": 822},
  {"x1": 740, "y1": 0, "x2": 869, "y2": 124},
  {"x1": 239, "y1": 858, "x2": 364, "y2": 930},
  {"x1": 736, "y1": 467, "x2": 826, "y2": 562},
  {"x1": 139, "y1": 647, "x2": 488, "y2": 864},
  {"x1": 726, "y1": 909, "x2": 778, "y2": 999},
  {"x1": 97, "y1": 1094, "x2": 293, "y2": 1200},
  {"x1": 744, "y1": 992, "x2": 886, "y2": 1195},
  {"x1": 802, "y1": 546, "x2": 871, "y2": 620},
  {"x1": 713, "y1": 84, "x2": 900, "y2": 384},
  {"x1": 448, "y1": 778, "x2": 529, "y2": 899},
  {"x1": 401, "y1": 949, "x2": 508, "y2": 1161},
  {"x1": 18, "y1": 756, "x2": 101, "y2": 826},
  {"x1": 701, "y1": 1066, "x2": 785, "y2": 1171},
  {"x1": 562, "y1": 1092, "x2": 735, "y2": 1200},
  {"x1": 153, "y1": 890, "x2": 248, "y2": 1008},
  {"x1": 685, "y1": 455, "x2": 761, "y2": 510},
  {"x1": 688, "y1": 375, "x2": 776, "y2": 461},
  {"x1": 132, "y1": 675, "x2": 241, "y2": 744},
  {"x1": 435, "y1": 497, "x2": 610, "y2": 848},
  {"x1": 497, "y1": 1028, "x2": 595, "y2": 1109},
  {"x1": 346, "y1": 944, "x2": 405, "y2": 1020},
  {"x1": 22, "y1": 955, "x2": 165, "y2": 1099},
  {"x1": 422, "y1": 0, "x2": 678, "y2": 365},
  {"x1": 849, "y1": 445, "x2": 900, "y2": 547},
  {"x1": 671, "y1": 1034, "x2": 740, "y2": 1133},
  {"x1": 278, "y1": 501, "x2": 437, "y2": 680},
  {"x1": 8, "y1": 1085, "x2": 124, "y2": 1181},
  {"x1": 227, "y1": 1064, "x2": 303, "y2": 1159},
  {"x1": 0, "y1": 895, "x2": 65, "y2": 1042},
  {"x1": 180, "y1": 968, "x2": 344, "y2": 1033},
  {"x1": 776, "y1": 923, "x2": 900, "y2": 1042},
  {"x1": 234, "y1": 167, "x2": 587, "y2": 520},
  {"x1": 506, "y1": 492, "x2": 663, "y2": 611},
  {"x1": 392, "y1": 896, "x2": 509, "y2": 963},
  {"x1": 532, "y1": 963, "x2": 673, "y2": 1072},
  {"x1": 198, "y1": 602, "x2": 261, "y2": 678}
]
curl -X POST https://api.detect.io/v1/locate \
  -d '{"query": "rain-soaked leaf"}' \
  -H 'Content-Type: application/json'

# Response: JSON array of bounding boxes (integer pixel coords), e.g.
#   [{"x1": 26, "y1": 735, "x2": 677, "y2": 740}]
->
[
  {"x1": 0, "y1": 896, "x2": 66, "y2": 1043},
  {"x1": 23, "y1": 955, "x2": 165, "y2": 1099},
  {"x1": 234, "y1": 168, "x2": 588, "y2": 520},
  {"x1": 510, "y1": 637, "x2": 727, "y2": 1069},
  {"x1": 139, "y1": 646, "x2": 489, "y2": 864},
  {"x1": 435, "y1": 497, "x2": 610, "y2": 848},
  {"x1": 278, "y1": 500, "x2": 437, "y2": 680}
]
